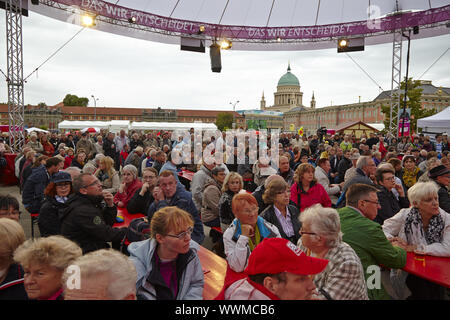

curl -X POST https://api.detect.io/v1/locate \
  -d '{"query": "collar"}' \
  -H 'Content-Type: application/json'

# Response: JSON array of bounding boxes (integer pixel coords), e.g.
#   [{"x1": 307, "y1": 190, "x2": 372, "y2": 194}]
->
[
  {"x1": 348, "y1": 206, "x2": 365, "y2": 217},
  {"x1": 273, "y1": 205, "x2": 291, "y2": 220}
]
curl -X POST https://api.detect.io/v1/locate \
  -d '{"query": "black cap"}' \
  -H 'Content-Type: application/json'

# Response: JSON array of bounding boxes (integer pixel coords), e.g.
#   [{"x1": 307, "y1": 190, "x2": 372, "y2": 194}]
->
[
  {"x1": 51, "y1": 171, "x2": 72, "y2": 184},
  {"x1": 429, "y1": 165, "x2": 450, "y2": 179}
]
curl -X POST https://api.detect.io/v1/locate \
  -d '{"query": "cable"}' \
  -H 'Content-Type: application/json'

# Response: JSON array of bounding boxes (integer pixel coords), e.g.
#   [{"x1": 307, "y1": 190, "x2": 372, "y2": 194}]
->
[
  {"x1": 0, "y1": 68, "x2": 8, "y2": 81},
  {"x1": 417, "y1": 46, "x2": 449, "y2": 80},
  {"x1": 266, "y1": 0, "x2": 276, "y2": 27},
  {"x1": 345, "y1": 53, "x2": 384, "y2": 92}
]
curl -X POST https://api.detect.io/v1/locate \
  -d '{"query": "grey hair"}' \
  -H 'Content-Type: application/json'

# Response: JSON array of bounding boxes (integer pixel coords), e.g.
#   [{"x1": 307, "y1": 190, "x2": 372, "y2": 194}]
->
[
  {"x1": 62, "y1": 249, "x2": 137, "y2": 300},
  {"x1": 94, "y1": 153, "x2": 105, "y2": 162},
  {"x1": 356, "y1": 156, "x2": 372, "y2": 169},
  {"x1": 299, "y1": 204, "x2": 343, "y2": 248},
  {"x1": 122, "y1": 164, "x2": 138, "y2": 179},
  {"x1": 407, "y1": 181, "x2": 439, "y2": 206}
]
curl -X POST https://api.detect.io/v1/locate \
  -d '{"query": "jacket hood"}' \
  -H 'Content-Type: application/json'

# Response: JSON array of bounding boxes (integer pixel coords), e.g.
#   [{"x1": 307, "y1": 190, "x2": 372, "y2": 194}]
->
[{"x1": 204, "y1": 176, "x2": 221, "y2": 190}]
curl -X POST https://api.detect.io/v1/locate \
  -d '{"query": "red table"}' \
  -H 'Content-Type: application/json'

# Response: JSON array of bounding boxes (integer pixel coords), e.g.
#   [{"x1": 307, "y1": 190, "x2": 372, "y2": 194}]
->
[
  {"x1": 0, "y1": 153, "x2": 18, "y2": 185},
  {"x1": 403, "y1": 252, "x2": 450, "y2": 288},
  {"x1": 114, "y1": 208, "x2": 145, "y2": 228}
]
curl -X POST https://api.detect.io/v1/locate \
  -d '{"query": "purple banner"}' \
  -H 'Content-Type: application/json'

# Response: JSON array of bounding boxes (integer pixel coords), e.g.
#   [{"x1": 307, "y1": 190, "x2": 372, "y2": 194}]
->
[{"x1": 51, "y1": 1, "x2": 450, "y2": 41}]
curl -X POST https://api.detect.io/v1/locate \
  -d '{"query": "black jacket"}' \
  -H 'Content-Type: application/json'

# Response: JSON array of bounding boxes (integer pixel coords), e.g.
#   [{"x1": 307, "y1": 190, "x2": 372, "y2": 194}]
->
[
  {"x1": 435, "y1": 181, "x2": 450, "y2": 214},
  {"x1": 260, "y1": 204, "x2": 301, "y2": 244},
  {"x1": 337, "y1": 157, "x2": 352, "y2": 183},
  {"x1": 374, "y1": 185, "x2": 410, "y2": 225},
  {"x1": 0, "y1": 264, "x2": 28, "y2": 300},
  {"x1": 127, "y1": 187, "x2": 155, "y2": 214},
  {"x1": 22, "y1": 165, "x2": 51, "y2": 213},
  {"x1": 60, "y1": 193, "x2": 128, "y2": 254},
  {"x1": 252, "y1": 185, "x2": 267, "y2": 215},
  {"x1": 103, "y1": 138, "x2": 117, "y2": 159},
  {"x1": 38, "y1": 196, "x2": 69, "y2": 237}
]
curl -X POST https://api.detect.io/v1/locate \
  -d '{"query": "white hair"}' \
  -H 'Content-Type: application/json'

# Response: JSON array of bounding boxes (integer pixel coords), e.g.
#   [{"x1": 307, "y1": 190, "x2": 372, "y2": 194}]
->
[
  {"x1": 407, "y1": 181, "x2": 439, "y2": 206},
  {"x1": 62, "y1": 249, "x2": 137, "y2": 300},
  {"x1": 356, "y1": 156, "x2": 372, "y2": 169},
  {"x1": 122, "y1": 164, "x2": 138, "y2": 179},
  {"x1": 299, "y1": 204, "x2": 343, "y2": 248}
]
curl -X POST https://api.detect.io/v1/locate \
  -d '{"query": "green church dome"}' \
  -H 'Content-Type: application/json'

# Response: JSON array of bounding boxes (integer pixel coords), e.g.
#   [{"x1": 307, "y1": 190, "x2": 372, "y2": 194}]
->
[{"x1": 277, "y1": 64, "x2": 300, "y2": 87}]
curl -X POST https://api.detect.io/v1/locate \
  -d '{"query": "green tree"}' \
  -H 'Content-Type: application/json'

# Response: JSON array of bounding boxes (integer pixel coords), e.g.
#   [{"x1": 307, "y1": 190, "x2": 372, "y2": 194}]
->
[
  {"x1": 37, "y1": 102, "x2": 47, "y2": 108},
  {"x1": 381, "y1": 78, "x2": 436, "y2": 134},
  {"x1": 216, "y1": 112, "x2": 233, "y2": 131},
  {"x1": 63, "y1": 94, "x2": 89, "y2": 107}
]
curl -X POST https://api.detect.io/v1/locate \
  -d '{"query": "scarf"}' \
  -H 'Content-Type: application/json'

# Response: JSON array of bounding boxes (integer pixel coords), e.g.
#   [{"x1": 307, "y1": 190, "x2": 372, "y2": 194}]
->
[
  {"x1": 402, "y1": 167, "x2": 420, "y2": 188},
  {"x1": 233, "y1": 216, "x2": 271, "y2": 249},
  {"x1": 55, "y1": 195, "x2": 68, "y2": 204},
  {"x1": 404, "y1": 207, "x2": 444, "y2": 245}
]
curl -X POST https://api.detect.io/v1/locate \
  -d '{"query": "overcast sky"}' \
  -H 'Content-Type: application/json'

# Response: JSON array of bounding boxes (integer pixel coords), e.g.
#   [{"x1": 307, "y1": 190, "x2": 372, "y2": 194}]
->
[{"x1": 0, "y1": 10, "x2": 448, "y2": 112}]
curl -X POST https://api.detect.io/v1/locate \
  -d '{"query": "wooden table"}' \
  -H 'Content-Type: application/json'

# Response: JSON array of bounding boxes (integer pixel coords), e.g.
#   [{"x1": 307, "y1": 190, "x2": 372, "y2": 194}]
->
[
  {"x1": 114, "y1": 208, "x2": 228, "y2": 300},
  {"x1": 403, "y1": 252, "x2": 450, "y2": 288}
]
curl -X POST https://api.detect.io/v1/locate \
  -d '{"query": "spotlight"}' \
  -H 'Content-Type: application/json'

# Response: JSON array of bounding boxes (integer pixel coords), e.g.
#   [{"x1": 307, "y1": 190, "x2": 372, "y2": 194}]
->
[
  {"x1": 277, "y1": 37, "x2": 282, "y2": 42},
  {"x1": 81, "y1": 14, "x2": 95, "y2": 27},
  {"x1": 210, "y1": 43, "x2": 222, "y2": 73},
  {"x1": 128, "y1": 16, "x2": 137, "y2": 23},
  {"x1": 220, "y1": 39, "x2": 232, "y2": 50},
  {"x1": 198, "y1": 25, "x2": 205, "y2": 34},
  {"x1": 31, "y1": 0, "x2": 39, "y2": 5},
  {"x1": 337, "y1": 37, "x2": 364, "y2": 53},
  {"x1": 338, "y1": 38, "x2": 348, "y2": 49}
]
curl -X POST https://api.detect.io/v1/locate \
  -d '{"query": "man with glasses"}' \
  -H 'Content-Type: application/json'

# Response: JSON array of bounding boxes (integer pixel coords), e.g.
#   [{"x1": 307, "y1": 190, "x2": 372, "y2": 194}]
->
[
  {"x1": 338, "y1": 183, "x2": 407, "y2": 300},
  {"x1": 374, "y1": 164, "x2": 410, "y2": 225},
  {"x1": 0, "y1": 195, "x2": 21, "y2": 222},
  {"x1": 127, "y1": 168, "x2": 158, "y2": 214},
  {"x1": 60, "y1": 173, "x2": 128, "y2": 254}
]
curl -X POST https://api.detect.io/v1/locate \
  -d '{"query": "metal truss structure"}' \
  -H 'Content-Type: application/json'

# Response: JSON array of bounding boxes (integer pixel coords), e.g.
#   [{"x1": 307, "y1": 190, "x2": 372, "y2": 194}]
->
[
  {"x1": 5, "y1": 0, "x2": 25, "y2": 152},
  {"x1": 388, "y1": 30, "x2": 403, "y2": 139}
]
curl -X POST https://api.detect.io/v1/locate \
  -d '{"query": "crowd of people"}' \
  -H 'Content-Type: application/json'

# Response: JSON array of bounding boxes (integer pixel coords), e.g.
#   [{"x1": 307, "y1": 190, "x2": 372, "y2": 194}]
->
[{"x1": 0, "y1": 127, "x2": 449, "y2": 301}]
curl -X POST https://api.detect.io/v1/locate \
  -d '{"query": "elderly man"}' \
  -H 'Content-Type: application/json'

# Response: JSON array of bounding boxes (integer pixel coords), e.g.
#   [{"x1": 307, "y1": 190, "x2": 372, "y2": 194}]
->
[
  {"x1": 25, "y1": 132, "x2": 43, "y2": 153},
  {"x1": 60, "y1": 173, "x2": 128, "y2": 254},
  {"x1": 224, "y1": 237, "x2": 328, "y2": 300},
  {"x1": 82, "y1": 153, "x2": 105, "y2": 175},
  {"x1": 147, "y1": 170, "x2": 204, "y2": 244},
  {"x1": 76, "y1": 132, "x2": 96, "y2": 160},
  {"x1": 338, "y1": 183, "x2": 407, "y2": 300},
  {"x1": 190, "y1": 157, "x2": 216, "y2": 211},
  {"x1": 152, "y1": 150, "x2": 166, "y2": 174},
  {"x1": 63, "y1": 249, "x2": 137, "y2": 300},
  {"x1": 315, "y1": 158, "x2": 342, "y2": 199},
  {"x1": 428, "y1": 164, "x2": 450, "y2": 213},
  {"x1": 342, "y1": 156, "x2": 376, "y2": 194},
  {"x1": 277, "y1": 155, "x2": 294, "y2": 187}
]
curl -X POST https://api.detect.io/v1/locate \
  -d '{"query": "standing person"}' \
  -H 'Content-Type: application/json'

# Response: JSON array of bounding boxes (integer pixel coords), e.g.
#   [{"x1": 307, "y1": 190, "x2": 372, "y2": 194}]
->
[
  {"x1": 219, "y1": 172, "x2": 244, "y2": 228},
  {"x1": 76, "y1": 132, "x2": 96, "y2": 160},
  {"x1": 38, "y1": 172, "x2": 74, "y2": 237},
  {"x1": 128, "y1": 206, "x2": 204, "y2": 300},
  {"x1": 60, "y1": 173, "x2": 128, "y2": 254},
  {"x1": 19, "y1": 150, "x2": 36, "y2": 192},
  {"x1": 113, "y1": 165, "x2": 143, "y2": 209},
  {"x1": 0, "y1": 219, "x2": 27, "y2": 300},
  {"x1": 338, "y1": 184, "x2": 407, "y2": 300},
  {"x1": 114, "y1": 130, "x2": 130, "y2": 156},
  {"x1": 94, "y1": 135, "x2": 104, "y2": 155},
  {"x1": 22, "y1": 157, "x2": 63, "y2": 215},
  {"x1": 290, "y1": 163, "x2": 331, "y2": 212},
  {"x1": 190, "y1": 157, "x2": 215, "y2": 211},
  {"x1": 147, "y1": 171, "x2": 204, "y2": 245},
  {"x1": 103, "y1": 132, "x2": 118, "y2": 169},
  {"x1": 337, "y1": 149, "x2": 352, "y2": 183},
  {"x1": 127, "y1": 167, "x2": 158, "y2": 214},
  {"x1": 260, "y1": 179, "x2": 301, "y2": 244},
  {"x1": 13, "y1": 236, "x2": 82, "y2": 300}
]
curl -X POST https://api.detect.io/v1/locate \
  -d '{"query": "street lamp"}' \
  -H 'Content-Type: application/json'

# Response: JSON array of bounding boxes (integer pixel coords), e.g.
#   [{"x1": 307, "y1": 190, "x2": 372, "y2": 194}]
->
[
  {"x1": 230, "y1": 100, "x2": 239, "y2": 129},
  {"x1": 91, "y1": 95, "x2": 99, "y2": 120}
]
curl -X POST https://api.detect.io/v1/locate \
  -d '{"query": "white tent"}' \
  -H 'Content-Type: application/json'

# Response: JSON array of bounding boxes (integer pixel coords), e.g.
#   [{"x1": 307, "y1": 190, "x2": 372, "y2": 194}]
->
[
  {"x1": 417, "y1": 106, "x2": 450, "y2": 135},
  {"x1": 26, "y1": 127, "x2": 50, "y2": 133},
  {"x1": 130, "y1": 122, "x2": 217, "y2": 131}
]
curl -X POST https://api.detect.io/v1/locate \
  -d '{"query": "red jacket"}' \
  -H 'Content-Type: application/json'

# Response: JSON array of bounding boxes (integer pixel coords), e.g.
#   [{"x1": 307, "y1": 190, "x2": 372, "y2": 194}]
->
[
  {"x1": 113, "y1": 178, "x2": 143, "y2": 208},
  {"x1": 290, "y1": 182, "x2": 331, "y2": 212}
]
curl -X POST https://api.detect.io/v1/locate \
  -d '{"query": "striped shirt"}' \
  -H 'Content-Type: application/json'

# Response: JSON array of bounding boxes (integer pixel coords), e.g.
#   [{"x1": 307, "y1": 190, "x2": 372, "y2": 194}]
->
[{"x1": 273, "y1": 205, "x2": 295, "y2": 238}]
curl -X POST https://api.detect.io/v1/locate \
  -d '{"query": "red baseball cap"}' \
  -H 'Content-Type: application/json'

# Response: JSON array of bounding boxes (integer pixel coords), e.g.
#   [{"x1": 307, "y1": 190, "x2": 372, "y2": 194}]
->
[{"x1": 244, "y1": 238, "x2": 328, "y2": 276}]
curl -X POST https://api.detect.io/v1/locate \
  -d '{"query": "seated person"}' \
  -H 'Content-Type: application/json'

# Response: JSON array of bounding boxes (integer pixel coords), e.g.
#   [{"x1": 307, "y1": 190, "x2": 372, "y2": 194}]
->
[
  {"x1": 13, "y1": 236, "x2": 82, "y2": 300},
  {"x1": 113, "y1": 164, "x2": 143, "y2": 208},
  {"x1": 224, "y1": 238, "x2": 328, "y2": 300},
  {"x1": 63, "y1": 249, "x2": 137, "y2": 300},
  {"x1": 127, "y1": 167, "x2": 158, "y2": 214},
  {"x1": 260, "y1": 179, "x2": 301, "y2": 244},
  {"x1": 128, "y1": 206, "x2": 204, "y2": 300},
  {"x1": 298, "y1": 204, "x2": 368, "y2": 300},
  {"x1": 223, "y1": 193, "x2": 281, "y2": 273},
  {"x1": 94, "y1": 156, "x2": 120, "y2": 194}
]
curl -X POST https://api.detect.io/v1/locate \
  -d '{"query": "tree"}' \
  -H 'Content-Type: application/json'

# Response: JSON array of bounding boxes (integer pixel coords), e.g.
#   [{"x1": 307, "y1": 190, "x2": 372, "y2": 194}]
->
[
  {"x1": 63, "y1": 94, "x2": 89, "y2": 107},
  {"x1": 37, "y1": 102, "x2": 47, "y2": 108},
  {"x1": 381, "y1": 77, "x2": 436, "y2": 135},
  {"x1": 216, "y1": 112, "x2": 233, "y2": 131}
]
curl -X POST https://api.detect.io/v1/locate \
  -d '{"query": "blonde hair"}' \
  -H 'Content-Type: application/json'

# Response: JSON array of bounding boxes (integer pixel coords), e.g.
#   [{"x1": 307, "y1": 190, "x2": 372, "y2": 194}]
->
[
  {"x1": 0, "y1": 219, "x2": 25, "y2": 269},
  {"x1": 222, "y1": 172, "x2": 243, "y2": 192},
  {"x1": 98, "y1": 156, "x2": 115, "y2": 179},
  {"x1": 150, "y1": 206, "x2": 194, "y2": 239},
  {"x1": 14, "y1": 235, "x2": 82, "y2": 270}
]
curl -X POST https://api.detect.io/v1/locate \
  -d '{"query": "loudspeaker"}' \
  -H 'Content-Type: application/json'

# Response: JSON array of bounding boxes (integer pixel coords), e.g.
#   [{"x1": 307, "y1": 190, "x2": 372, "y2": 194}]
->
[{"x1": 209, "y1": 43, "x2": 221, "y2": 73}]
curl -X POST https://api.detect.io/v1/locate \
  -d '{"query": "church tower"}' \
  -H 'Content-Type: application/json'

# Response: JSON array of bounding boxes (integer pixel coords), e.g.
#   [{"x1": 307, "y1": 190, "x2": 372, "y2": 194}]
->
[
  {"x1": 260, "y1": 91, "x2": 266, "y2": 110},
  {"x1": 310, "y1": 91, "x2": 316, "y2": 109}
]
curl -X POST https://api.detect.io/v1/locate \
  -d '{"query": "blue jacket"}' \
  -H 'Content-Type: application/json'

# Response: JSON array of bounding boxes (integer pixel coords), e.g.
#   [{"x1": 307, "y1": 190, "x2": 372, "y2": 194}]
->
[
  {"x1": 147, "y1": 183, "x2": 205, "y2": 244},
  {"x1": 22, "y1": 165, "x2": 51, "y2": 213}
]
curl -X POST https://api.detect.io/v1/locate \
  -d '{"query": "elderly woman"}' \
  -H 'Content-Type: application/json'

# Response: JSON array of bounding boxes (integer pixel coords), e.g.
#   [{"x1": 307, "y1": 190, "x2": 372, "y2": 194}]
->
[
  {"x1": 25, "y1": 132, "x2": 43, "y2": 154},
  {"x1": 38, "y1": 171, "x2": 73, "y2": 237},
  {"x1": 219, "y1": 172, "x2": 244, "y2": 228},
  {"x1": 0, "y1": 219, "x2": 27, "y2": 300},
  {"x1": 261, "y1": 179, "x2": 301, "y2": 244},
  {"x1": 401, "y1": 155, "x2": 423, "y2": 190},
  {"x1": 70, "y1": 149, "x2": 87, "y2": 170},
  {"x1": 223, "y1": 193, "x2": 281, "y2": 272},
  {"x1": 290, "y1": 163, "x2": 331, "y2": 212},
  {"x1": 94, "y1": 156, "x2": 120, "y2": 194},
  {"x1": 64, "y1": 148, "x2": 75, "y2": 169},
  {"x1": 128, "y1": 206, "x2": 204, "y2": 300},
  {"x1": 297, "y1": 204, "x2": 368, "y2": 300},
  {"x1": 40, "y1": 135, "x2": 54, "y2": 157},
  {"x1": 113, "y1": 164, "x2": 143, "y2": 208},
  {"x1": 13, "y1": 236, "x2": 82, "y2": 300},
  {"x1": 383, "y1": 181, "x2": 450, "y2": 299}
]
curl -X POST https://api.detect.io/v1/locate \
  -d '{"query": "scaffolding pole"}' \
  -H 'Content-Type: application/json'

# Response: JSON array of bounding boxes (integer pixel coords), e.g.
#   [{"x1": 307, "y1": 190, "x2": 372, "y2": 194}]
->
[{"x1": 389, "y1": 30, "x2": 402, "y2": 139}]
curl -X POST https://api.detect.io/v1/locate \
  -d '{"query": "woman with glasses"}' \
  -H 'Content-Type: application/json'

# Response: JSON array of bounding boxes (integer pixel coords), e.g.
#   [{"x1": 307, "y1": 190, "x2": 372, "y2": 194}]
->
[
  {"x1": 297, "y1": 204, "x2": 368, "y2": 300},
  {"x1": 401, "y1": 155, "x2": 423, "y2": 190},
  {"x1": 70, "y1": 149, "x2": 87, "y2": 170},
  {"x1": 128, "y1": 206, "x2": 204, "y2": 300},
  {"x1": 260, "y1": 179, "x2": 301, "y2": 244},
  {"x1": 38, "y1": 171, "x2": 73, "y2": 237},
  {"x1": 223, "y1": 193, "x2": 281, "y2": 272}
]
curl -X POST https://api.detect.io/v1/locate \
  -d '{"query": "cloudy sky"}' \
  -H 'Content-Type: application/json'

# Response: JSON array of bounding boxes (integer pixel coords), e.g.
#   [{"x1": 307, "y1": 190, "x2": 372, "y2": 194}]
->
[{"x1": 0, "y1": 10, "x2": 448, "y2": 112}]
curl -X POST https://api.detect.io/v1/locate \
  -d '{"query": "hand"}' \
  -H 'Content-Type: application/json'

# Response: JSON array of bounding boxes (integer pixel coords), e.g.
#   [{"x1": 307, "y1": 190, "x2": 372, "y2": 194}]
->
[
  {"x1": 240, "y1": 224, "x2": 255, "y2": 238},
  {"x1": 119, "y1": 182, "x2": 126, "y2": 193},
  {"x1": 339, "y1": 182, "x2": 345, "y2": 188},
  {"x1": 153, "y1": 187, "x2": 164, "y2": 202},
  {"x1": 140, "y1": 182, "x2": 149, "y2": 196},
  {"x1": 102, "y1": 191, "x2": 114, "y2": 207},
  {"x1": 394, "y1": 183, "x2": 405, "y2": 197}
]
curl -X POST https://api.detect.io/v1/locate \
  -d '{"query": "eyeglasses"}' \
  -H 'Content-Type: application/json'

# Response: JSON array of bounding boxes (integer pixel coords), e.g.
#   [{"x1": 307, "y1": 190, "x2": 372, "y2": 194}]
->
[
  {"x1": 383, "y1": 176, "x2": 395, "y2": 181},
  {"x1": 166, "y1": 226, "x2": 193, "y2": 240},
  {"x1": 82, "y1": 180, "x2": 101, "y2": 188},
  {"x1": 362, "y1": 199, "x2": 380, "y2": 205},
  {"x1": 299, "y1": 229, "x2": 317, "y2": 236}
]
